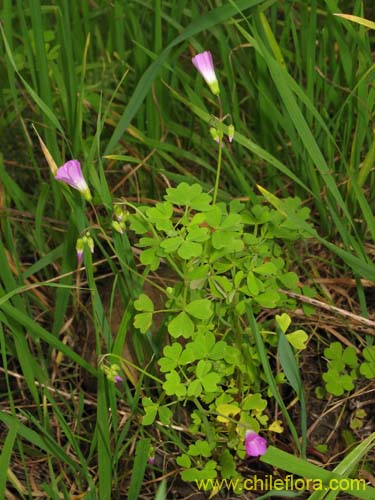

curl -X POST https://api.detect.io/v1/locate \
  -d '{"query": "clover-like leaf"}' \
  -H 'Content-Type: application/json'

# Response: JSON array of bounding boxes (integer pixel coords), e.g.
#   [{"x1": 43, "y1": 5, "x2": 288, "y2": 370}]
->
[
  {"x1": 158, "y1": 342, "x2": 183, "y2": 372},
  {"x1": 134, "y1": 312, "x2": 153, "y2": 334},
  {"x1": 247, "y1": 271, "x2": 261, "y2": 295},
  {"x1": 165, "y1": 182, "x2": 212, "y2": 210},
  {"x1": 242, "y1": 393, "x2": 267, "y2": 412},
  {"x1": 145, "y1": 202, "x2": 173, "y2": 231},
  {"x1": 158, "y1": 405, "x2": 173, "y2": 425},
  {"x1": 163, "y1": 370, "x2": 186, "y2": 397},
  {"x1": 255, "y1": 289, "x2": 280, "y2": 308},
  {"x1": 142, "y1": 398, "x2": 158, "y2": 425},
  {"x1": 187, "y1": 440, "x2": 213, "y2": 457},
  {"x1": 275, "y1": 313, "x2": 292, "y2": 333},
  {"x1": 195, "y1": 360, "x2": 220, "y2": 392},
  {"x1": 128, "y1": 214, "x2": 149, "y2": 234},
  {"x1": 187, "y1": 379, "x2": 202, "y2": 397},
  {"x1": 216, "y1": 403, "x2": 240, "y2": 423},
  {"x1": 323, "y1": 369, "x2": 354, "y2": 396},
  {"x1": 187, "y1": 226, "x2": 209, "y2": 242},
  {"x1": 139, "y1": 247, "x2": 160, "y2": 270},
  {"x1": 168, "y1": 311, "x2": 194, "y2": 338},
  {"x1": 219, "y1": 449, "x2": 236, "y2": 479},
  {"x1": 278, "y1": 271, "x2": 299, "y2": 289},
  {"x1": 177, "y1": 240, "x2": 202, "y2": 259},
  {"x1": 253, "y1": 261, "x2": 278, "y2": 275},
  {"x1": 160, "y1": 236, "x2": 183, "y2": 253},
  {"x1": 286, "y1": 330, "x2": 308, "y2": 350},
  {"x1": 176, "y1": 454, "x2": 191, "y2": 468},
  {"x1": 342, "y1": 346, "x2": 358, "y2": 368},
  {"x1": 134, "y1": 293, "x2": 154, "y2": 312},
  {"x1": 185, "y1": 299, "x2": 213, "y2": 320},
  {"x1": 360, "y1": 346, "x2": 375, "y2": 379},
  {"x1": 268, "y1": 420, "x2": 284, "y2": 433},
  {"x1": 324, "y1": 342, "x2": 345, "y2": 371}
]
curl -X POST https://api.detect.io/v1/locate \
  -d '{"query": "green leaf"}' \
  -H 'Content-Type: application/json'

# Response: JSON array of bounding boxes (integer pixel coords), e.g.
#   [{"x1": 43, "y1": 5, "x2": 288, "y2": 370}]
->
[
  {"x1": 188, "y1": 440, "x2": 213, "y2": 457},
  {"x1": 160, "y1": 236, "x2": 183, "y2": 253},
  {"x1": 168, "y1": 311, "x2": 194, "y2": 338},
  {"x1": 205, "y1": 206, "x2": 222, "y2": 227},
  {"x1": 165, "y1": 183, "x2": 211, "y2": 210},
  {"x1": 128, "y1": 215, "x2": 149, "y2": 234},
  {"x1": 278, "y1": 271, "x2": 299, "y2": 289},
  {"x1": 247, "y1": 271, "x2": 260, "y2": 295},
  {"x1": 134, "y1": 294, "x2": 154, "y2": 312},
  {"x1": 176, "y1": 454, "x2": 191, "y2": 468},
  {"x1": 212, "y1": 231, "x2": 243, "y2": 251},
  {"x1": 134, "y1": 312, "x2": 153, "y2": 334},
  {"x1": 201, "y1": 371, "x2": 221, "y2": 392},
  {"x1": 185, "y1": 299, "x2": 213, "y2": 320},
  {"x1": 177, "y1": 240, "x2": 202, "y2": 259},
  {"x1": 158, "y1": 406, "x2": 173, "y2": 425},
  {"x1": 158, "y1": 342, "x2": 183, "y2": 372},
  {"x1": 219, "y1": 449, "x2": 236, "y2": 479},
  {"x1": 187, "y1": 379, "x2": 202, "y2": 397},
  {"x1": 187, "y1": 226, "x2": 209, "y2": 242},
  {"x1": 255, "y1": 289, "x2": 280, "y2": 308},
  {"x1": 323, "y1": 369, "x2": 354, "y2": 396},
  {"x1": 342, "y1": 346, "x2": 358, "y2": 368},
  {"x1": 275, "y1": 313, "x2": 292, "y2": 333},
  {"x1": 142, "y1": 402, "x2": 158, "y2": 425},
  {"x1": 360, "y1": 346, "x2": 375, "y2": 379},
  {"x1": 163, "y1": 370, "x2": 186, "y2": 397},
  {"x1": 253, "y1": 261, "x2": 278, "y2": 275},
  {"x1": 286, "y1": 330, "x2": 309, "y2": 350},
  {"x1": 242, "y1": 393, "x2": 267, "y2": 411},
  {"x1": 139, "y1": 247, "x2": 160, "y2": 270},
  {"x1": 145, "y1": 202, "x2": 173, "y2": 231}
]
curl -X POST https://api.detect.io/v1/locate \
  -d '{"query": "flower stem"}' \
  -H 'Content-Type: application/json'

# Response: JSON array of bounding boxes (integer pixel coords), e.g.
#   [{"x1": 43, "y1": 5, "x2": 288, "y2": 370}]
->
[{"x1": 212, "y1": 97, "x2": 223, "y2": 204}]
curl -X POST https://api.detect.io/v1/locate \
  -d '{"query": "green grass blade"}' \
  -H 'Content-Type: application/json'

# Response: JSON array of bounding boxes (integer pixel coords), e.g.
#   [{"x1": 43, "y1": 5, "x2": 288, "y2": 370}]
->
[
  {"x1": 0, "y1": 421, "x2": 18, "y2": 499},
  {"x1": 127, "y1": 437, "x2": 151, "y2": 500},
  {"x1": 277, "y1": 326, "x2": 307, "y2": 457},
  {"x1": 246, "y1": 306, "x2": 301, "y2": 453},
  {"x1": 104, "y1": 0, "x2": 265, "y2": 153}
]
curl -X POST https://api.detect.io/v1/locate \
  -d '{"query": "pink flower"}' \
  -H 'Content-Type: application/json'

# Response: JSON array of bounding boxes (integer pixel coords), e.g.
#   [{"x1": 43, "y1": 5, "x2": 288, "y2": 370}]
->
[
  {"x1": 192, "y1": 51, "x2": 220, "y2": 96},
  {"x1": 244, "y1": 430, "x2": 267, "y2": 457},
  {"x1": 55, "y1": 160, "x2": 92, "y2": 201},
  {"x1": 114, "y1": 375, "x2": 123, "y2": 383}
]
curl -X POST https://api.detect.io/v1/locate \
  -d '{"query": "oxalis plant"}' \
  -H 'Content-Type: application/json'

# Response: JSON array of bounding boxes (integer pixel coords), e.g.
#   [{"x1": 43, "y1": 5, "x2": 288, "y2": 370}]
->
[
  {"x1": 124, "y1": 180, "x2": 312, "y2": 481},
  {"x1": 122, "y1": 51, "x2": 313, "y2": 482}
]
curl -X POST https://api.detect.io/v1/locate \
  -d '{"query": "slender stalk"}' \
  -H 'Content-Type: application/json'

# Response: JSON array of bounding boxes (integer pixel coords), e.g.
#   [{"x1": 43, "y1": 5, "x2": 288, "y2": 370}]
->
[{"x1": 212, "y1": 97, "x2": 224, "y2": 204}]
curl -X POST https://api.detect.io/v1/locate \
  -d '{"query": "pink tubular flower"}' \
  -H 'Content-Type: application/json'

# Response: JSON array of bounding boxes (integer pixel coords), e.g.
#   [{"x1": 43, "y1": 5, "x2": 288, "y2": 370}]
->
[
  {"x1": 192, "y1": 51, "x2": 220, "y2": 96},
  {"x1": 55, "y1": 160, "x2": 92, "y2": 201},
  {"x1": 244, "y1": 430, "x2": 267, "y2": 457}
]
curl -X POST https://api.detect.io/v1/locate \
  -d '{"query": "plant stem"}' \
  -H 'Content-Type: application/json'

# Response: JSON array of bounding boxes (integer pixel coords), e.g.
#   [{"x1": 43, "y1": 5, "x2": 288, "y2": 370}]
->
[{"x1": 212, "y1": 97, "x2": 223, "y2": 204}]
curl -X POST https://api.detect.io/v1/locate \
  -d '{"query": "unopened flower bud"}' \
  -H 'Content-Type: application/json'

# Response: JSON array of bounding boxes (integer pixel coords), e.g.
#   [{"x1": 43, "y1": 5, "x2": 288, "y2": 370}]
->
[
  {"x1": 228, "y1": 124, "x2": 235, "y2": 143},
  {"x1": 76, "y1": 238, "x2": 84, "y2": 266},
  {"x1": 210, "y1": 127, "x2": 220, "y2": 144},
  {"x1": 112, "y1": 220, "x2": 124, "y2": 234}
]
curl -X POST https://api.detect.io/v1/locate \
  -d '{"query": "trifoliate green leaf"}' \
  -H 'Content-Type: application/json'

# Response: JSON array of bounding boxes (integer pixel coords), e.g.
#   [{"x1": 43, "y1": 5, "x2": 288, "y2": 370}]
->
[
  {"x1": 168, "y1": 311, "x2": 194, "y2": 338},
  {"x1": 185, "y1": 299, "x2": 213, "y2": 320},
  {"x1": 163, "y1": 370, "x2": 186, "y2": 397},
  {"x1": 177, "y1": 240, "x2": 202, "y2": 259}
]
